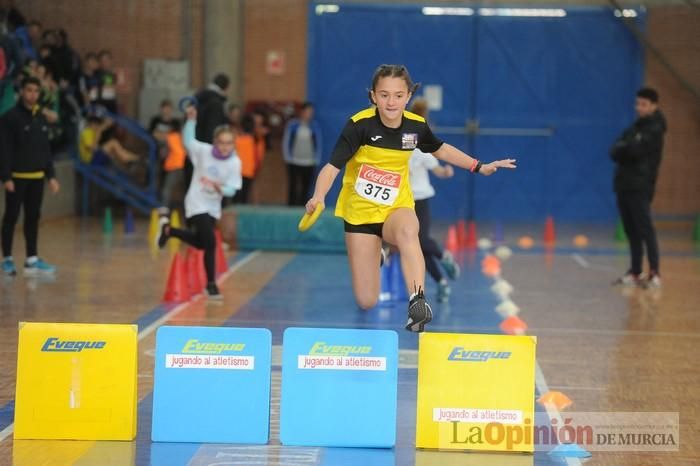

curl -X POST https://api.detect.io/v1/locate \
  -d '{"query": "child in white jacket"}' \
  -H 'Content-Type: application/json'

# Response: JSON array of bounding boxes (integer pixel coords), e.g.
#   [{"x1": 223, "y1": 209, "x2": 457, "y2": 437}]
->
[{"x1": 156, "y1": 106, "x2": 242, "y2": 300}]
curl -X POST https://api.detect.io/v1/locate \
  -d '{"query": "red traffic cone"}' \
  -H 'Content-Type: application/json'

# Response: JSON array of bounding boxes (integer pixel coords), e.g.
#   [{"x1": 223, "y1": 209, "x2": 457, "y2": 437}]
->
[
  {"x1": 445, "y1": 225, "x2": 459, "y2": 254},
  {"x1": 185, "y1": 247, "x2": 205, "y2": 294},
  {"x1": 544, "y1": 216, "x2": 556, "y2": 245},
  {"x1": 457, "y1": 220, "x2": 468, "y2": 249},
  {"x1": 162, "y1": 253, "x2": 190, "y2": 302},
  {"x1": 215, "y1": 230, "x2": 228, "y2": 277},
  {"x1": 465, "y1": 220, "x2": 477, "y2": 250}
]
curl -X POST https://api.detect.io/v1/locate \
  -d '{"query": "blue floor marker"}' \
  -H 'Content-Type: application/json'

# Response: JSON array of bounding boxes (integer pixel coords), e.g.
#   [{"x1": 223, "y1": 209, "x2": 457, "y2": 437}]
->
[
  {"x1": 280, "y1": 327, "x2": 398, "y2": 448},
  {"x1": 151, "y1": 326, "x2": 271, "y2": 443}
]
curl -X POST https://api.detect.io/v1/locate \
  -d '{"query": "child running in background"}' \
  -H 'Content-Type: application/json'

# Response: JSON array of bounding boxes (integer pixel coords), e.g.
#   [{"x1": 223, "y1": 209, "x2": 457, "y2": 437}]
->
[
  {"x1": 408, "y1": 98, "x2": 460, "y2": 302},
  {"x1": 156, "y1": 105, "x2": 242, "y2": 300}
]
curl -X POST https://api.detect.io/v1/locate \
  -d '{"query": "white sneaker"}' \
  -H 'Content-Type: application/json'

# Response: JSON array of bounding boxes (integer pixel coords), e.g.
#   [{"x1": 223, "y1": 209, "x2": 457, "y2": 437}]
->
[
  {"x1": 645, "y1": 274, "x2": 661, "y2": 289},
  {"x1": 612, "y1": 273, "x2": 641, "y2": 287}
]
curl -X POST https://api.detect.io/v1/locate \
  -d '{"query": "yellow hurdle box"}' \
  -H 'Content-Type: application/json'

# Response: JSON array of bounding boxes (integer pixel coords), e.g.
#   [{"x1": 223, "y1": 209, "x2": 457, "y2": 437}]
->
[
  {"x1": 14, "y1": 322, "x2": 138, "y2": 440},
  {"x1": 416, "y1": 332, "x2": 536, "y2": 453}
]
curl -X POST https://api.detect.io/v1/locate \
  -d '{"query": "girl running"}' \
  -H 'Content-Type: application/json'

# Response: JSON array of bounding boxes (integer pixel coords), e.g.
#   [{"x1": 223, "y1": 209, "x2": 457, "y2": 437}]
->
[{"x1": 305, "y1": 64, "x2": 516, "y2": 332}]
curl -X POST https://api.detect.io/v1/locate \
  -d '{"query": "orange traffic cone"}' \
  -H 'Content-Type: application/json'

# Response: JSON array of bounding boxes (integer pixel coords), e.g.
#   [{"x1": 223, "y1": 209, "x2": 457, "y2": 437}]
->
[
  {"x1": 215, "y1": 230, "x2": 228, "y2": 276},
  {"x1": 537, "y1": 391, "x2": 573, "y2": 411},
  {"x1": 162, "y1": 253, "x2": 190, "y2": 302},
  {"x1": 481, "y1": 254, "x2": 500, "y2": 269},
  {"x1": 445, "y1": 225, "x2": 459, "y2": 254},
  {"x1": 544, "y1": 216, "x2": 556, "y2": 245},
  {"x1": 499, "y1": 315, "x2": 528, "y2": 335},
  {"x1": 482, "y1": 261, "x2": 501, "y2": 278}
]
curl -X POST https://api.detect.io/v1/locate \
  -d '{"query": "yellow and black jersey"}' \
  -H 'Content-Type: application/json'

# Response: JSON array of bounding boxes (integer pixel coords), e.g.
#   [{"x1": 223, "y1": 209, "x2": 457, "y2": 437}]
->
[{"x1": 330, "y1": 107, "x2": 443, "y2": 225}]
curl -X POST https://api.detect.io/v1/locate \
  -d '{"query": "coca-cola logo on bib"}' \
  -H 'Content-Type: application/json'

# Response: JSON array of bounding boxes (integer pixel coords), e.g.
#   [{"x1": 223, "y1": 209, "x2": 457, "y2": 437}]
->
[{"x1": 359, "y1": 165, "x2": 401, "y2": 188}]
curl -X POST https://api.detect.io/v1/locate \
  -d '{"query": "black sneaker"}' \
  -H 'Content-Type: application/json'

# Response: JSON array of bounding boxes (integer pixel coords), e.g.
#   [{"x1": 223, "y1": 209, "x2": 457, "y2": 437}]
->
[
  {"x1": 156, "y1": 217, "x2": 170, "y2": 249},
  {"x1": 205, "y1": 282, "x2": 223, "y2": 302},
  {"x1": 405, "y1": 287, "x2": 432, "y2": 333}
]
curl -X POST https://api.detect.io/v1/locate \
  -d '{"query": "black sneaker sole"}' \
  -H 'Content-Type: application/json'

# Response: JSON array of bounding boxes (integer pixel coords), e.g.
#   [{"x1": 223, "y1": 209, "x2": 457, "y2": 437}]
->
[
  {"x1": 156, "y1": 222, "x2": 170, "y2": 249},
  {"x1": 405, "y1": 304, "x2": 433, "y2": 333}
]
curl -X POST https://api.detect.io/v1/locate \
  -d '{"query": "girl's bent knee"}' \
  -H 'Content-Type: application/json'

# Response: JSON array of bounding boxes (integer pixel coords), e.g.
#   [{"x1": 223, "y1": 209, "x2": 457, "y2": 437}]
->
[{"x1": 356, "y1": 295, "x2": 378, "y2": 310}]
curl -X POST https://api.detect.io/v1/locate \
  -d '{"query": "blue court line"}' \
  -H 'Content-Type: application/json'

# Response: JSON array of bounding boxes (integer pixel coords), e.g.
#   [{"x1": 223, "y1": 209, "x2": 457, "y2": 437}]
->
[
  {"x1": 0, "y1": 252, "x2": 250, "y2": 439},
  {"x1": 0, "y1": 401, "x2": 14, "y2": 433}
]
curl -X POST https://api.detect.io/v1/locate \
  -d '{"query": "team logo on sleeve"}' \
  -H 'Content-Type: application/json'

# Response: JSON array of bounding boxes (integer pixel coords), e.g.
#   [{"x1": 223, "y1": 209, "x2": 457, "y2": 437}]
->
[{"x1": 401, "y1": 133, "x2": 418, "y2": 149}]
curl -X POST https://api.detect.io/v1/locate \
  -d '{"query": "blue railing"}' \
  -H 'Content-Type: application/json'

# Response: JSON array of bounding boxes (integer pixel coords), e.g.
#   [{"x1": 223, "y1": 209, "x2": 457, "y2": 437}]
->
[{"x1": 74, "y1": 108, "x2": 161, "y2": 215}]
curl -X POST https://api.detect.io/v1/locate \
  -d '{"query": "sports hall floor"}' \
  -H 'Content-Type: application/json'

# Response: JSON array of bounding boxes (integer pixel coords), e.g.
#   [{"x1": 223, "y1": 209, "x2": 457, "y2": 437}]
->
[{"x1": 0, "y1": 216, "x2": 698, "y2": 466}]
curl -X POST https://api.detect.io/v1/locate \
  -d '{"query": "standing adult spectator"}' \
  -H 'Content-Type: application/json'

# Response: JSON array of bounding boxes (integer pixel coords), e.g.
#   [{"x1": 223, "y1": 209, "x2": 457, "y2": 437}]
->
[
  {"x1": 187, "y1": 73, "x2": 230, "y2": 190},
  {"x1": 52, "y1": 29, "x2": 81, "y2": 90},
  {"x1": 0, "y1": 0, "x2": 25, "y2": 32},
  {"x1": 194, "y1": 73, "x2": 229, "y2": 143},
  {"x1": 1, "y1": 76, "x2": 60, "y2": 276},
  {"x1": 0, "y1": 21, "x2": 22, "y2": 115},
  {"x1": 282, "y1": 102, "x2": 322, "y2": 206},
  {"x1": 15, "y1": 19, "x2": 41, "y2": 60},
  {"x1": 611, "y1": 87, "x2": 666, "y2": 289}
]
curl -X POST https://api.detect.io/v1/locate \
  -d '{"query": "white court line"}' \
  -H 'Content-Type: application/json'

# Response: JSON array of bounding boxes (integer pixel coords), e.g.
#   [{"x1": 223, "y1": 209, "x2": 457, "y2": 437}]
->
[
  {"x1": 535, "y1": 364, "x2": 583, "y2": 466},
  {"x1": 571, "y1": 253, "x2": 590, "y2": 268},
  {"x1": 492, "y1": 262, "x2": 584, "y2": 465},
  {"x1": 138, "y1": 251, "x2": 260, "y2": 341},
  {"x1": 0, "y1": 250, "x2": 261, "y2": 443},
  {"x1": 0, "y1": 424, "x2": 12, "y2": 443}
]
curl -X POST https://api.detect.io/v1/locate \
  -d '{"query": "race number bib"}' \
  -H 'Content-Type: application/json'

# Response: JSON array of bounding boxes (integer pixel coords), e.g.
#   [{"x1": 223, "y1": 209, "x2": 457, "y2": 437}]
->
[{"x1": 354, "y1": 164, "x2": 402, "y2": 206}]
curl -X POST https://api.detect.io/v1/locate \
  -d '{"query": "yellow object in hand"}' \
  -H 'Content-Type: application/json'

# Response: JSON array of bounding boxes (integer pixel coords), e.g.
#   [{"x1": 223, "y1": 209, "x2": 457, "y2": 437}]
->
[{"x1": 298, "y1": 204, "x2": 324, "y2": 232}]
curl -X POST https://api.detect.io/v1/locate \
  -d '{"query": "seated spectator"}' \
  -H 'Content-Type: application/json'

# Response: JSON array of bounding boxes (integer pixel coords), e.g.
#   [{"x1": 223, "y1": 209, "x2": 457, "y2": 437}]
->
[
  {"x1": 96, "y1": 49, "x2": 117, "y2": 113},
  {"x1": 79, "y1": 114, "x2": 138, "y2": 166},
  {"x1": 22, "y1": 57, "x2": 39, "y2": 78},
  {"x1": 39, "y1": 30, "x2": 61, "y2": 81},
  {"x1": 78, "y1": 52, "x2": 99, "y2": 107},
  {"x1": 35, "y1": 64, "x2": 59, "y2": 113}
]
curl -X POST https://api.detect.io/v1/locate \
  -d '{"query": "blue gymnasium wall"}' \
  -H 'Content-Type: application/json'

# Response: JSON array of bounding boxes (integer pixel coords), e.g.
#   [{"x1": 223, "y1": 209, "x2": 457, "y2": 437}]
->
[{"x1": 307, "y1": 3, "x2": 645, "y2": 222}]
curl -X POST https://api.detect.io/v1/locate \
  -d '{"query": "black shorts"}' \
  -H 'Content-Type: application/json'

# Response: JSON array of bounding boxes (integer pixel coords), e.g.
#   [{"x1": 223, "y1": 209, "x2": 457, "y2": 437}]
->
[{"x1": 344, "y1": 221, "x2": 384, "y2": 238}]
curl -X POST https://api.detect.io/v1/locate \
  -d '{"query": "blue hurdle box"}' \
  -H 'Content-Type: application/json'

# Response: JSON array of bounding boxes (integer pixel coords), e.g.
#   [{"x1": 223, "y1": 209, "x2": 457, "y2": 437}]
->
[
  {"x1": 280, "y1": 327, "x2": 399, "y2": 448},
  {"x1": 151, "y1": 326, "x2": 272, "y2": 444}
]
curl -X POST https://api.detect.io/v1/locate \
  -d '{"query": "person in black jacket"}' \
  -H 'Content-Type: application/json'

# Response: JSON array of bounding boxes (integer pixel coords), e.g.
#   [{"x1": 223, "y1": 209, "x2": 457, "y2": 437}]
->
[
  {"x1": 610, "y1": 87, "x2": 666, "y2": 288},
  {"x1": 194, "y1": 73, "x2": 230, "y2": 144},
  {"x1": 1, "y1": 76, "x2": 60, "y2": 277},
  {"x1": 181, "y1": 73, "x2": 230, "y2": 194}
]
